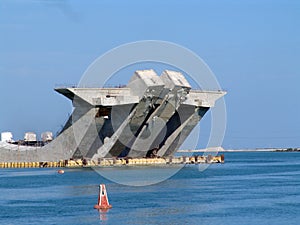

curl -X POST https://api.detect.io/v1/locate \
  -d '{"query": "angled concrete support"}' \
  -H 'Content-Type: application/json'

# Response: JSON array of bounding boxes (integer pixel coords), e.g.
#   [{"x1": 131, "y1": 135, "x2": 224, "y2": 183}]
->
[
  {"x1": 157, "y1": 106, "x2": 209, "y2": 157},
  {"x1": 127, "y1": 70, "x2": 191, "y2": 158},
  {"x1": 92, "y1": 70, "x2": 165, "y2": 159},
  {"x1": 158, "y1": 90, "x2": 226, "y2": 157}
]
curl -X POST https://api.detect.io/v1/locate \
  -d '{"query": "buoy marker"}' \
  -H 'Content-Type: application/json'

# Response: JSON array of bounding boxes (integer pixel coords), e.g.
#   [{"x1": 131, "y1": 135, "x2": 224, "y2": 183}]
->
[
  {"x1": 57, "y1": 169, "x2": 64, "y2": 174},
  {"x1": 94, "y1": 184, "x2": 112, "y2": 210}
]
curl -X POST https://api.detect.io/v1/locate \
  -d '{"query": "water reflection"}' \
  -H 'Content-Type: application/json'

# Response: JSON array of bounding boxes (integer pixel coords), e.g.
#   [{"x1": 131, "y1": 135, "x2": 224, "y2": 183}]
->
[{"x1": 98, "y1": 209, "x2": 110, "y2": 221}]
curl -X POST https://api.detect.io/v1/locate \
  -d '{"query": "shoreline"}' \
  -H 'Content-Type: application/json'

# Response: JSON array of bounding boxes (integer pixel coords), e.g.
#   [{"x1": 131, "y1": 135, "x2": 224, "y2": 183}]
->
[{"x1": 178, "y1": 148, "x2": 300, "y2": 153}]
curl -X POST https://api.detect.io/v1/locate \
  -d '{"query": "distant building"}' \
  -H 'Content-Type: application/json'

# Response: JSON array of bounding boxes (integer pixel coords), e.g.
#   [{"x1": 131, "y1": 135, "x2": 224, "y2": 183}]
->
[
  {"x1": 1, "y1": 132, "x2": 13, "y2": 143},
  {"x1": 24, "y1": 132, "x2": 37, "y2": 142},
  {"x1": 41, "y1": 132, "x2": 53, "y2": 142}
]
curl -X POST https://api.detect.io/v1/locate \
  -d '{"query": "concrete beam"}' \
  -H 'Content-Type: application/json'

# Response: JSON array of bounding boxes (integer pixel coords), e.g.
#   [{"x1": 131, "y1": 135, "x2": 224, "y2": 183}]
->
[{"x1": 55, "y1": 88, "x2": 139, "y2": 106}]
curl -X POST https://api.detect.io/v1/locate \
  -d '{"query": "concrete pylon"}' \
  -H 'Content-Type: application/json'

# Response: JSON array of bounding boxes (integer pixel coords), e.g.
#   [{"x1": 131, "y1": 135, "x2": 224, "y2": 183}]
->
[
  {"x1": 158, "y1": 90, "x2": 226, "y2": 157},
  {"x1": 92, "y1": 70, "x2": 164, "y2": 159},
  {"x1": 40, "y1": 106, "x2": 98, "y2": 161},
  {"x1": 55, "y1": 86, "x2": 141, "y2": 159},
  {"x1": 158, "y1": 107, "x2": 209, "y2": 157},
  {"x1": 127, "y1": 70, "x2": 191, "y2": 158}
]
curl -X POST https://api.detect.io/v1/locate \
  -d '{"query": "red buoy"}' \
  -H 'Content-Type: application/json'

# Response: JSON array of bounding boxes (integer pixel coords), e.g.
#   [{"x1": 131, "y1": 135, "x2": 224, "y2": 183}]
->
[
  {"x1": 57, "y1": 170, "x2": 65, "y2": 174},
  {"x1": 94, "y1": 184, "x2": 112, "y2": 210}
]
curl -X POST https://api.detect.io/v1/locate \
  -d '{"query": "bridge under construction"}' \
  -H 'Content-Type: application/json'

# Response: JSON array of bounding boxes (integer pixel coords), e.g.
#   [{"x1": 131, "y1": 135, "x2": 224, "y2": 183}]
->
[{"x1": 0, "y1": 69, "x2": 226, "y2": 163}]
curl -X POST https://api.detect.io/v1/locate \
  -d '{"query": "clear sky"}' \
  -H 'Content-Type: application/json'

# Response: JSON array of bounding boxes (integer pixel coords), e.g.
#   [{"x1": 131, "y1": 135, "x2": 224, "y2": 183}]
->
[{"x1": 0, "y1": 0, "x2": 299, "y2": 149}]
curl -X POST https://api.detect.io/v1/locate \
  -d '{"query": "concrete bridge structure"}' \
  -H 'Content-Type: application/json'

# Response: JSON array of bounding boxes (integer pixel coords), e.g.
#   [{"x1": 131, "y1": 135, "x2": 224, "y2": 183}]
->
[{"x1": 0, "y1": 69, "x2": 225, "y2": 162}]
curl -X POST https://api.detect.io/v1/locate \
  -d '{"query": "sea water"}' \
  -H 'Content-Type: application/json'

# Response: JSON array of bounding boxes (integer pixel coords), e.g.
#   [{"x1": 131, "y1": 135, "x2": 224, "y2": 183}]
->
[{"x1": 0, "y1": 152, "x2": 300, "y2": 225}]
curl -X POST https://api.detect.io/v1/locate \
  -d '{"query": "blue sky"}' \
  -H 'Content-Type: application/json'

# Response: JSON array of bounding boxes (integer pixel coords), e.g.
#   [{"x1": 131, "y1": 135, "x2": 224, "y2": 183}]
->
[{"x1": 0, "y1": 0, "x2": 299, "y2": 149}]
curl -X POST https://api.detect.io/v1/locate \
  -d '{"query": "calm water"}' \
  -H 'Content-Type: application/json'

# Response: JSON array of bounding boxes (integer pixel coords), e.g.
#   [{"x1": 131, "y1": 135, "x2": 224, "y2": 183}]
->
[{"x1": 1, "y1": 152, "x2": 300, "y2": 225}]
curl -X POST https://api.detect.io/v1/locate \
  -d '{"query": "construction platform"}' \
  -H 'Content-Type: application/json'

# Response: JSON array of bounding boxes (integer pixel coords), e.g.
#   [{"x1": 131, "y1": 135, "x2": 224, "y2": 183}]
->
[{"x1": 0, "y1": 155, "x2": 224, "y2": 168}]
